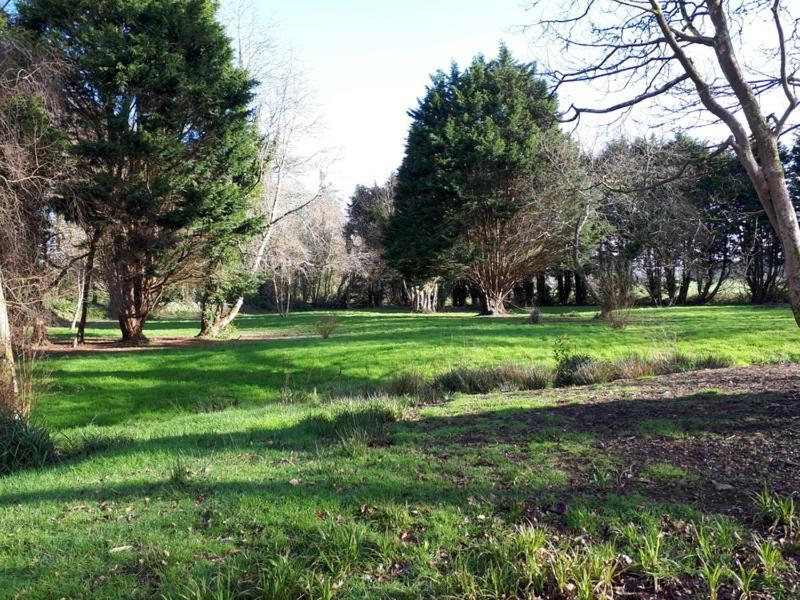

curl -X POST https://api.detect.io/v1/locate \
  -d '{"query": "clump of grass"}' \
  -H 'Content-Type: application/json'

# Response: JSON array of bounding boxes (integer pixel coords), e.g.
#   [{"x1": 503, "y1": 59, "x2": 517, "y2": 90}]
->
[
  {"x1": 609, "y1": 308, "x2": 632, "y2": 329},
  {"x1": 434, "y1": 364, "x2": 553, "y2": 394},
  {"x1": 756, "y1": 488, "x2": 798, "y2": 537},
  {"x1": 276, "y1": 386, "x2": 320, "y2": 405},
  {"x1": 315, "y1": 314, "x2": 339, "y2": 339},
  {"x1": 0, "y1": 411, "x2": 56, "y2": 475},
  {"x1": 169, "y1": 457, "x2": 193, "y2": 486},
  {"x1": 551, "y1": 339, "x2": 735, "y2": 388},
  {"x1": 754, "y1": 537, "x2": 784, "y2": 587},
  {"x1": 194, "y1": 396, "x2": 240, "y2": 413},
  {"x1": 384, "y1": 368, "x2": 430, "y2": 398},
  {"x1": 306, "y1": 397, "x2": 407, "y2": 452},
  {"x1": 60, "y1": 431, "x2": 132, "y2": 459},
  {"x1": 699, "y1": 560, "x2": 728, "y2": 600}
]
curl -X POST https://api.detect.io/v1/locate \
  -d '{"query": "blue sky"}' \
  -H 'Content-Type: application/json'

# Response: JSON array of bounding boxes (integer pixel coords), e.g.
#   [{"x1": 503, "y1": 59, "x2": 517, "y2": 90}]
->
[{"x1": 245, "y1": 0, "x2": 534, "y2": 197}]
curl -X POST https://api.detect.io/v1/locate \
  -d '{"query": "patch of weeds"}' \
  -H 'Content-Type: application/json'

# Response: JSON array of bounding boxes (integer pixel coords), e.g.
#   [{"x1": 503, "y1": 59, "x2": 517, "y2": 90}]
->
[
  {"x1": 0, "y1": 411, "x2": 56, "y2": 475},
  {"x1": 756, "y1": 488, "x2": 798, "y2": 537},
  {"x1": 642, "y1": 462, "x2": 698, "y2": 483},
  {"x1": 632, "y1": 418, "x2": 687, "y2": 438},
  {"x1": 169, "y1": 456, "x2": 194, "y2": 487},
  {"x1": 194, "y1": 396, "x2": 240, "y2": 413}
]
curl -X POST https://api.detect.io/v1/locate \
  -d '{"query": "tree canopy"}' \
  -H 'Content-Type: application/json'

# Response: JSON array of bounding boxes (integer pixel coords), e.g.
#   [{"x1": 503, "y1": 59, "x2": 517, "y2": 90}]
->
[{"x1": 385, "y1": 46, "x2": 562, "y2": 313}]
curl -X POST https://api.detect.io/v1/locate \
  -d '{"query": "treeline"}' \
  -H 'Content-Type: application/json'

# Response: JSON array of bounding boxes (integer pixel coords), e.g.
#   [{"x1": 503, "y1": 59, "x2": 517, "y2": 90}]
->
[{"x1": 326, "y1": 48, "x2": 800, "y2": 315}]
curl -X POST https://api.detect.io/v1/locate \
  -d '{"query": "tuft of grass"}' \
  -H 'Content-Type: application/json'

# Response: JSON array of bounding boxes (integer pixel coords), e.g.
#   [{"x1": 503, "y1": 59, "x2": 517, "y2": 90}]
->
[
  {"x1": 168, "y1": 457, "x2": 194, "y2": 487},
  {"x1": 434, "y1": 364, "x2": 554, "y2": 394},
  {"x1": 756, "y1": 488, "x2": 798, "y2": 537},
  {"x1": 0, "y1": 411, "x2": 56, "y2": 475},
  {"x1": 642, "y1": 462, "x2": 698, "y2": 483},
  {"x1": 384, "y1": 368, "x2": 432, "y2": 399}
]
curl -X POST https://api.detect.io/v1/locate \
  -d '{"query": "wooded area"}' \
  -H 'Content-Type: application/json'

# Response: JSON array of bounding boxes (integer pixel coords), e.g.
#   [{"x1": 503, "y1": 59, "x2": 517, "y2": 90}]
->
[{"x1": 1, "y1": 1, "x2": 799, "y2": 598}]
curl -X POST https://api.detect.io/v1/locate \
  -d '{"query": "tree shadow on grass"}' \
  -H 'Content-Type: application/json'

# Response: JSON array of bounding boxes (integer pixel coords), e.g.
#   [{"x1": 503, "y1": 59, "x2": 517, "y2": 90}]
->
[{"x1": 5, "y1": 381, "x2": 799, "y2": 524}]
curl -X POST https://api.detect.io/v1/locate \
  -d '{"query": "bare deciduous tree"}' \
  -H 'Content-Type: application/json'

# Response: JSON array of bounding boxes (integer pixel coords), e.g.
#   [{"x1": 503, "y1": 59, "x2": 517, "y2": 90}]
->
[
  {"x1": 199, "y1": 1, "x2": 332, "y2": 335},
  {"x1": 0, "y1": 28, "x2": 66, "y2": 411},
  {"x1": 528, "y1": 0, "x2": 800, "y2": 324}
]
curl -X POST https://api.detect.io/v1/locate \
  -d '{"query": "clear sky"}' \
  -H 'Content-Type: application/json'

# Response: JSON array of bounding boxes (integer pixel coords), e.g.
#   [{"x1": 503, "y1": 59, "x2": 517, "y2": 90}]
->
[
  {"x1": 238, "y1": 1, "x2": 793, "y2": 201},
  {"x1": 243, "y1": 0, "x2": 535, "y2": 198}
]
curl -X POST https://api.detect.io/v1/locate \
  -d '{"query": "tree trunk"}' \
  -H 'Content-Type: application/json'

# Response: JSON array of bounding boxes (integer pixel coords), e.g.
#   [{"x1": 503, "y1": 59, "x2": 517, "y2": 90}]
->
[
  {"x1": 74, "y1": 229, "x2": 99, "y2": 346},
  {"x1": 755, "y1": 147, "x2": 800, "y2": 325},
  {"x1": 405, "y1": 280, "x2": 438, "y2": 313},
  {"x1": 0, "y1": 268, "x2": 19, "y2": 413},
  {"x1": 480, "y1": 290, "x2": 508, "y2": 315},
  {"x1": 574, "y1": 272, "x2": 588, "y2": 305},
  {"x1": 70, "y1": 271, "x2": 84, "y2": 331},
  {"x1": 113, "y1": 262, "x2": 150, "y2": 343},
  {"x1": 536, "y1": 274, "x2": 551, "y2": 306},
  {"x1": 119, "y1": 313, "x2": 147, "y2": 342}
]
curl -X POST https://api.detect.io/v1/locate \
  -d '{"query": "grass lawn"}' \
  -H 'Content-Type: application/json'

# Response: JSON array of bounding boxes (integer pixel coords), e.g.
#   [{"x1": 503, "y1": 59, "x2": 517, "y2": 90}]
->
[
  {"x1": 38, "y1": 305, "x2": 800, "y2": 428},
  {"x1": 1, "y1": 364, "x2": 798, "y2": 598},
  {"x1": 1, "y1": 305, "x2": 798, "y2": 598}
]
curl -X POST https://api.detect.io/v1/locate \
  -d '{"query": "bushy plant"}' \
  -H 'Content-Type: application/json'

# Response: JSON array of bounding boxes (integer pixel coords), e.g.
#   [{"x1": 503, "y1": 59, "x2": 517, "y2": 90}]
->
[
  {"x1": 0, "y1": 411, "x2": 56, "y2": 475},
  {"x1": 553, "y1": 338, "x2": 594, "y2": 387},
  {"x1": 315, "y1": 314, "x2": 339, "y2": 339}
]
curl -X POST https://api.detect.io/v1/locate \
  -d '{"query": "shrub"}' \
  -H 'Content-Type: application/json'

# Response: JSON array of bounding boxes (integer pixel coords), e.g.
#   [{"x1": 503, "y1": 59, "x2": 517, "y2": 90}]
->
[
  {"x1": 0, "y1": 411, "x2": 56, "y2": 476},
  {"x1": 554, "y1": 346, "x2": 594, "y2": 387},
  {"x1": 315, "y1": 314, "x2": 339, "y2": 339}
]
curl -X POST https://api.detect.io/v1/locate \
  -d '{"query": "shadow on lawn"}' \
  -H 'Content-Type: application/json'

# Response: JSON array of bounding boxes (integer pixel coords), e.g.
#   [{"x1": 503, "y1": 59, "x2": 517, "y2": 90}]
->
[
  {"x1": 40, "y1": 304, "x2": 800, "y2": 429},
  {"x1": 4, "y1": 385, "x2": 798, "y2": 522}
]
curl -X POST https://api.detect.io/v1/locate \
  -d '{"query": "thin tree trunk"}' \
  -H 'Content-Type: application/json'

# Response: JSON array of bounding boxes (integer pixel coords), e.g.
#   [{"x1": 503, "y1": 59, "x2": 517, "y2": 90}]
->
[
  {"x1": 70, "y1": 270, "x2": 84, "y2": 331},
  {"x1": 0, "y1": 268, "x2": 19, "y2": 413},
  {"x1": 74, "y1": 229, "x2": 100, "y2": 346}
]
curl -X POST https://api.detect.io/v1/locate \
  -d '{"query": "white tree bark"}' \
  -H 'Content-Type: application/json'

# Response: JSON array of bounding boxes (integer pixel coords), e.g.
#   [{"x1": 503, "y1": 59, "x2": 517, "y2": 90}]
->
[{"x1": 0, "y1": 268, "x2": 19, "y2": 412}]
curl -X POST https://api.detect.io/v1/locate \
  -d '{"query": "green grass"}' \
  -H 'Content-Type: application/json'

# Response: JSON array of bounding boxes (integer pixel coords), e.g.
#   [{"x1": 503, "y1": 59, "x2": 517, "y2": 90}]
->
[
  {"x1": 38, "y1": 305, "x2": 800, "y2": 428},
  {"x1": 3, "y1": 305, "x2": 797, "y2": 597},
  {"x1": 2, "y1": 377, "x2": 798, "y2": 598}
]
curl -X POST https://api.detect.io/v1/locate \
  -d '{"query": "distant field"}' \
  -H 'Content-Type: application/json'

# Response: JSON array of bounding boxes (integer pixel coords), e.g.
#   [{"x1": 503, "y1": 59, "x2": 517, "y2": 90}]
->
[{"x1": 38, "y1": 305, "x2": 800, "y2": 429}]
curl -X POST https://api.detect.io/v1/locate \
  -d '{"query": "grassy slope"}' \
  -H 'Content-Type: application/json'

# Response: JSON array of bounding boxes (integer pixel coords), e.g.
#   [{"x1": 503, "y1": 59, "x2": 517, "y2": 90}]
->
[{"x1": 40, "y1": 305, "x2": 800, "y2": 428}]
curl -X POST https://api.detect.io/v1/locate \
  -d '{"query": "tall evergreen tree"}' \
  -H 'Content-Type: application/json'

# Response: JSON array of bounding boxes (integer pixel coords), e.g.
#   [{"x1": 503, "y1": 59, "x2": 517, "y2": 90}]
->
[
  {"x1": 17, "y1": 0, "x2": 260, "y2": 341},
  {"x1": 385, "y1": 46, "x2": 562, "y2": 314}
]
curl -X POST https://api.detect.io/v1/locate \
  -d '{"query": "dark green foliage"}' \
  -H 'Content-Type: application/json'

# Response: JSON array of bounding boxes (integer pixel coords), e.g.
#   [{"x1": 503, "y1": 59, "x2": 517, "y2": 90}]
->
[
  {"x1": 0, "y1": 413, "x2": 56, "y2": 475},
  {"x1": 385, "y1": 46, "x2": 558, "y2": 284},
  {"x1": 553, "y1": 338, "x2": 593, "y2": 387},
  {"x1": 16, "y1": 0, "x2": 261, "y2": 339}
]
